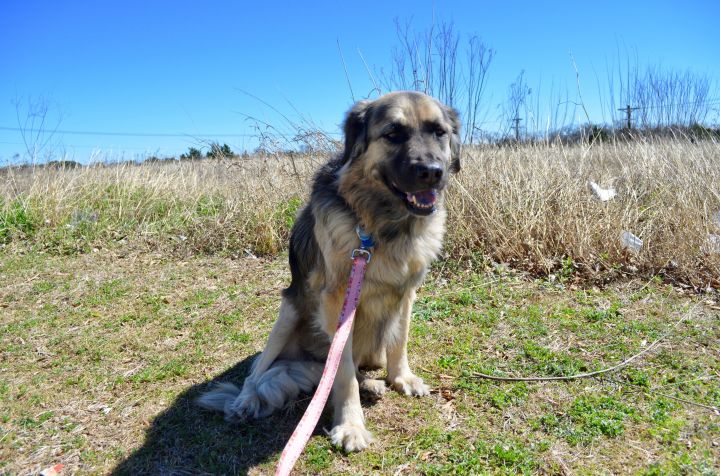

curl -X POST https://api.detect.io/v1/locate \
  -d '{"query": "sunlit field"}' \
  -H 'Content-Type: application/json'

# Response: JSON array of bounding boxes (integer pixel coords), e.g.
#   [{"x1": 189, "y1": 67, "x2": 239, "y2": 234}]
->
[{"x1": 1, "y1": 139, "x2": 719, "y2": 474}]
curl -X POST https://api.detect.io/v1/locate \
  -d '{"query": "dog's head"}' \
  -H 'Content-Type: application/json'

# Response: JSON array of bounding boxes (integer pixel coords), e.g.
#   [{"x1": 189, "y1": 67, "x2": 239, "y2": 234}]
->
[{"x1": 339, "y1": 91, "x2": 461, "y2": 216}]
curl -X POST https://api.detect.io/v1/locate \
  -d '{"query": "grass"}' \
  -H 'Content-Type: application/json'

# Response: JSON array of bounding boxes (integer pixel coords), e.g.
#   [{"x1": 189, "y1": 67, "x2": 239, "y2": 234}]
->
[
  {"x1": 1, "y1": 247, "x2": 718, "y2": 474},
  {"x1": 1, "y1": 140, "x2": 719, "y2": 474},
  {"x1": 1, "y1": 157, "x2": 314, "y2": 257}
]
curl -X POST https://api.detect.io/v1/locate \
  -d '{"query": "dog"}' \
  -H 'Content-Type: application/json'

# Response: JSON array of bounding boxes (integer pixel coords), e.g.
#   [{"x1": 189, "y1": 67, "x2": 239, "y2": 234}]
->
[{"x1": 198, "y1": 91, "x2": 461, "y2": 452}]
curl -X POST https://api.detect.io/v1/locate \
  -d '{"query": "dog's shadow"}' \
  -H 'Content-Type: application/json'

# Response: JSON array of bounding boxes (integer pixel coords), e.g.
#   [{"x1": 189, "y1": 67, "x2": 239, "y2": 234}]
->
[{"x1": 112, "y1": 353, "x2": 380, "y2": 475}]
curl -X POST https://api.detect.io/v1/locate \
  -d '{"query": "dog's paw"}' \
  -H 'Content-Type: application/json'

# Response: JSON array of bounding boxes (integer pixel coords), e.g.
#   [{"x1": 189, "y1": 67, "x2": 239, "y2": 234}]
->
[
  {"x1": 390, "y1": 373, "x2": 430, "y2": 397},
  {"x1": 328, "y1": 423, "x2": 373, "y2": 452},
  {"x1": 226, "y1": 378, "x2": 274, "y2": 421},
  {"x1": 360, "y1": 378, "x2": 387, "y2": 396},
  {"x1": 226, "y1": 392, "x2": 259, "y2": 421}
]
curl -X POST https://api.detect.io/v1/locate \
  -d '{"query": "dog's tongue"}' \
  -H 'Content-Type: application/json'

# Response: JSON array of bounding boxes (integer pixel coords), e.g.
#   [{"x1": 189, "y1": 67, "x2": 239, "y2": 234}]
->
[{"x1": 407, "y1": 189, "x2": 437, "y2": 205}]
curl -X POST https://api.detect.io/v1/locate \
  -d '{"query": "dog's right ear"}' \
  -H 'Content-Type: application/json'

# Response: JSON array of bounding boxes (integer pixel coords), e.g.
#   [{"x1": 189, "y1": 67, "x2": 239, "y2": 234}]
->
[
  {"x1": 341, "y1": 100, "x2": 371, "y2": 164},
  {"x1": 443, "y1": 105, "x2": 462, "y2": 174}
]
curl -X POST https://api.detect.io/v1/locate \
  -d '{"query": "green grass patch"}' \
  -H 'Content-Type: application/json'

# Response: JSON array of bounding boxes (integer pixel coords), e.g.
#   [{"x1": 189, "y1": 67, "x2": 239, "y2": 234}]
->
[
  {"x1": 539, "y1": 394, "x2": 636, "y2": 445},
  {"x1": 0, "y1": 198, "x2": 37, "y2": 243},
  {"x1": 0, "y1": 248, "x2": 717, "y2": 474}
]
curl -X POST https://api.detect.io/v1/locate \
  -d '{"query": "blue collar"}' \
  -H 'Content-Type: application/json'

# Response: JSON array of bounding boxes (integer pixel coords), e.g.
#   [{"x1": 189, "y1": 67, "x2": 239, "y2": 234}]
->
[{"x1": 356, "y1": 225, "x2": 375, "y2": 250}]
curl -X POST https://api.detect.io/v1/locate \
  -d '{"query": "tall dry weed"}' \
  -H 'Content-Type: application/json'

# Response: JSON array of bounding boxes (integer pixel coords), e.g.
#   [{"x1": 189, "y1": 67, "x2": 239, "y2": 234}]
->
[
  {"x1": 447, "y1": 139, "x2": 720, "y2": 286},
  {"x1": 2, "y1": 139, "x2": 719, "y2": 287}
]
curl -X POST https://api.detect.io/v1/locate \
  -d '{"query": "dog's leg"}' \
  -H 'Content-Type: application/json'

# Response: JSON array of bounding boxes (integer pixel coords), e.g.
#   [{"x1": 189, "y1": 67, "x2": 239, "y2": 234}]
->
[
  {"x1": 249, "y1": 298, "x2": 300, "y2": 375},
  {"x1": 356, "y1": 346, "x2": 387, "y2": 396},
  {"x1": 225, "y1": 298, "x2": 303, "y2": 419},
  {"x1": 317, "y1": 288, "x2": 372, "y2": 452},
  {"x1": 386, "y1": 289, "x2": 430, "y2": 396},
  {"x1": 329, "y1": 333, "x2": 373, "y2": 452}
]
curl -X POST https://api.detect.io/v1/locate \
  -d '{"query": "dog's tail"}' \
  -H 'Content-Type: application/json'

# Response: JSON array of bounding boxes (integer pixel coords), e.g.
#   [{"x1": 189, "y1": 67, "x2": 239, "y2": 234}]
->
[
  {"x1": 196, "y1": 382, "x2": 243, "y2": 415},
  {"x1": 197, "y1": 359, "x2": 324, "y2": 420}
]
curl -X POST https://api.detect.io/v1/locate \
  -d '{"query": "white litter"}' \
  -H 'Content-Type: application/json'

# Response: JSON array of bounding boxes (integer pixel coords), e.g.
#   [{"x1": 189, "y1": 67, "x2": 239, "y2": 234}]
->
[
  {"x1": 40, "y1": 464, "x2": 64, "y2": 476},
  {"x1": 588, "y1": 180, "x2": 617, "y2": 202},
  {"x1": 620, "y1": 231, "x2": 643, "y2": 253},
  {"x1": 705, "y1": 234, "x2": 720, "y2": 253}
]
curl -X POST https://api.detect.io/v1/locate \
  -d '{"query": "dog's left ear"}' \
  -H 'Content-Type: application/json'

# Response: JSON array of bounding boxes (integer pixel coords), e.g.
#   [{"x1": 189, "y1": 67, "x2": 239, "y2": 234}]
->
[
  {"x1": 443, "y1": 105, "x2": 462, "y2": 173},
  {"x1": 341, "y1": 100, "x2": 371, "y2": 164}
]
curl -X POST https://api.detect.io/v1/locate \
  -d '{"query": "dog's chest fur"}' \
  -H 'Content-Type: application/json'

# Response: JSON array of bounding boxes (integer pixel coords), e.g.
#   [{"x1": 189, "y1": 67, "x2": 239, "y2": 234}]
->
[
  {"x1": 348, "y1": 212, "x2": 445, "y2": 360},
  {"x1": 362, "y1": 215, "x2": 445, "y2": 296}
]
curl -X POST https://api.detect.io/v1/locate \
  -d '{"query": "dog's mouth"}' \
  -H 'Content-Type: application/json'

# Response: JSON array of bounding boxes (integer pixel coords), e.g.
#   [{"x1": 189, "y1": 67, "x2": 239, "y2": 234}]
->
[{"x1": 389, "y1": 182, "x2": 438, "y2": 216}]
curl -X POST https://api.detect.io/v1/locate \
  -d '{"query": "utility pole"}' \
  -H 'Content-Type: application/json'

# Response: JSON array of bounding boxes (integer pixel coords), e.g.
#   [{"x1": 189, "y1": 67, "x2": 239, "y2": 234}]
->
[
  {"x1": 618, "y1": 104, "x2": 640, "y2": 129},
  {"x1": 513, "y1": 116, "x2": 522, "y2": 142}
]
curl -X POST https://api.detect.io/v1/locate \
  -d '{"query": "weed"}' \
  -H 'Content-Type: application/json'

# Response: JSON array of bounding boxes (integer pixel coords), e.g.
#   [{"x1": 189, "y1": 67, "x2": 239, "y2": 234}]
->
[
  {"x1": 303, "y1": 440, "x2": 332, "y2": 472},
  {"x1": 0, "y1": 198, "x2": 36, "y2": 243},
  {"x1": 582, "y1": 301, "x2": 622, "y2": 322},
  {"x1": 489, "y1": 383, "x2": 530, "y2": 409},
  {"x1": 540, "y1": 395, "x2": 636, "y2": 445}
]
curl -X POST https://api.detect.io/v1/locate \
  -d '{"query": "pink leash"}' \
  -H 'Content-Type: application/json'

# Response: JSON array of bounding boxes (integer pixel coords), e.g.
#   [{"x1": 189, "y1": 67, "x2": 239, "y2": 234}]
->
[{"x1": 275, "y1": 248, "x2": 371, "y2": 476}]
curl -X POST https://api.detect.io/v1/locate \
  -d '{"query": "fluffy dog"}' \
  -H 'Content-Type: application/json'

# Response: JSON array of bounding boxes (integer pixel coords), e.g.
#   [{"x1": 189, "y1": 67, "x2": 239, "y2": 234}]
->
[{"x1": 199, "y1": 91, "x2": 461, "y2": 452}]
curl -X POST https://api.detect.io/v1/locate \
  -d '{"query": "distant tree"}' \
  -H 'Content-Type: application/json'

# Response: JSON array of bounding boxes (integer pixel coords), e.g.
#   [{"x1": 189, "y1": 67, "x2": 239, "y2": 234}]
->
[
  {"x1": 144, "y1": 156, "x2": 177, "y2": 164},
  {"x1": 377, "y1": 19, "x2": 494, "y2": 144},
  {"x1": 501, "y1": 71, "x2": 531, "y2": 141},
  {"x1": 46, "y1": 160, "x2": 82, "y2": 169},
  {"x1": 180, "y1": 147, "x2": 203, "y2": 161},
  {"x1": 206, "y1": 143, "x2": 234, "y2": 159},
  {"x1": 12, "y1": 95, "x2": 64, "y2": 163},
  {"x1": 608, "y1": 52, "x2": 715, "y2": 129}
]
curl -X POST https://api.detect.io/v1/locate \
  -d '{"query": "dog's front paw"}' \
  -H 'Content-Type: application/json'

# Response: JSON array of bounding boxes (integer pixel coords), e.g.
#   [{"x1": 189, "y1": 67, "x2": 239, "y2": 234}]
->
[
  {"x1": 328, "y1": 423, "x2": 373, "y2": 452},
  {"x1": 390, "y1": 373, "x2": 430, "y2": 397}
]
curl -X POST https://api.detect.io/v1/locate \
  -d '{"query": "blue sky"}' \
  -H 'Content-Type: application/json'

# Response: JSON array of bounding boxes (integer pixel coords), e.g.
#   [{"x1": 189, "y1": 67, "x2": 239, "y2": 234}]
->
[{"x1": 2, "y1": 1, "x2": 719, "y2": 163}]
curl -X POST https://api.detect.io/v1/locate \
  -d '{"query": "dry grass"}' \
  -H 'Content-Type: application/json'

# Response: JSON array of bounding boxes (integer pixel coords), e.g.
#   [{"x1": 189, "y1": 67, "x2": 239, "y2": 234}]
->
[
  {"x1": 2, "y1": 138, "x2": 719, "y2": 288},
  {"x1": 0, "y1": 155, "x2": 319, "y2": 256},
  {"x1": 449, "y1": 139, "x2": 720, "y2": 287},
  {"x1": 2, "y1": 139, "x2": 719, "y2": 474}
]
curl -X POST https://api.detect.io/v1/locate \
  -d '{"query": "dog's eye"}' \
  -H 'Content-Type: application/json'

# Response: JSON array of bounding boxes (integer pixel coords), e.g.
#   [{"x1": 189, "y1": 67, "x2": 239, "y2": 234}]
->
[
  {"x1": 434, "y1": 127, "x2": 447, "y2": 138},
  {"x1": 384, "y1": 130, "x2": 406, "y2": 144}
]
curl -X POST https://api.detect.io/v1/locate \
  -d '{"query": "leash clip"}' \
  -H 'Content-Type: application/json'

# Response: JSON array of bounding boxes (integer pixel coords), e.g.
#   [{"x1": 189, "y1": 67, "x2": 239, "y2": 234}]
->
[{"x1": 350, "y1": 248, "x2": 372, "y2": 263}]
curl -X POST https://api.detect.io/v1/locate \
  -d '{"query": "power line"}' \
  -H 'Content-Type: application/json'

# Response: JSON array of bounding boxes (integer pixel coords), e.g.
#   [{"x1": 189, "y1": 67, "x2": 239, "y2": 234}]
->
[
  {"x1": 0, "y1": 125, "x2": 343, "y2": 139},
  {"x1": 0, "y1": 140, "x2": 182, "y2": 151},
  {"x1": 0, "y1": 126, "x2": 256, "y2": 138},
  {"x1": 620, "y1": 98, "x2": 720, "y2": 111},
  {"x1": 616, "y1": 98, "x2": 720, "y2": 128}
]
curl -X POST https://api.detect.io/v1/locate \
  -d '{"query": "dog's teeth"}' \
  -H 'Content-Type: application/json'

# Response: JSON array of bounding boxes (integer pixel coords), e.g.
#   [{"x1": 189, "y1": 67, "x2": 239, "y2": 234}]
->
[{"x1": 405, "y1": 192, "x2": 435, "y2": 210}]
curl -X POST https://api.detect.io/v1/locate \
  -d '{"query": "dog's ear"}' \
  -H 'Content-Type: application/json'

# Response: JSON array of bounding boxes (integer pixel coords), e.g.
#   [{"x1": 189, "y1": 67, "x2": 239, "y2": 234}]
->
[
  {"x1": 443, "y1": 105, "x2": 462, "y2": 173},
  {"x1": 341, "y1": 100, "x2": 371, "y2": 164}
]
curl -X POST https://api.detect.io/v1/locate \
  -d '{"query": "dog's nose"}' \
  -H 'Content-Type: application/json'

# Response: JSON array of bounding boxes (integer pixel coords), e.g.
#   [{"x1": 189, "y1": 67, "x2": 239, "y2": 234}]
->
[{"x1": 413, "y1": 163, "x2": 443, "y2": 187}]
